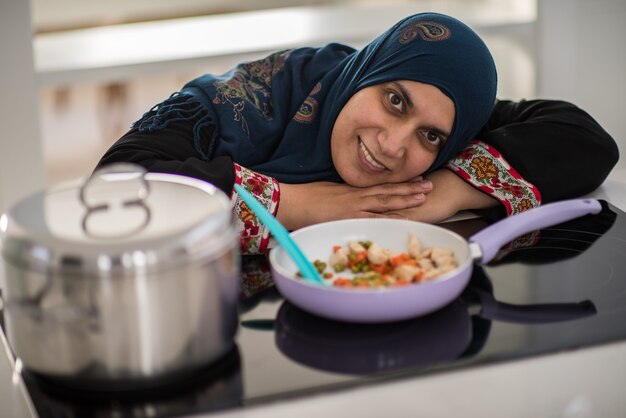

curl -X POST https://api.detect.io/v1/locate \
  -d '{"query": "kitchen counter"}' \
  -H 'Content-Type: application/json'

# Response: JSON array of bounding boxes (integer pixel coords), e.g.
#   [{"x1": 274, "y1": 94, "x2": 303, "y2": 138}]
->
[{"x1": 2, "y1": 169, "x2": 626, "y2": 418}]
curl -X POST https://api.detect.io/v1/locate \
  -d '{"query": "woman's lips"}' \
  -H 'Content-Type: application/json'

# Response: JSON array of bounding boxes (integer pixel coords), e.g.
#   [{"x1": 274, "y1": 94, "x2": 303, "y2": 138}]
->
[{"x1": 358, "y1": 139, "x2": 387, "y2": 173}]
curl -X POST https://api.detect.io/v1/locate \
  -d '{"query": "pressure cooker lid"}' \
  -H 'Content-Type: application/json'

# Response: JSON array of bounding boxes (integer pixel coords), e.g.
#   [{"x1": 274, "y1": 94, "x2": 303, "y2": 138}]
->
[{"x1": 0, "y1": 164, "x2": 236, "y2": 274}]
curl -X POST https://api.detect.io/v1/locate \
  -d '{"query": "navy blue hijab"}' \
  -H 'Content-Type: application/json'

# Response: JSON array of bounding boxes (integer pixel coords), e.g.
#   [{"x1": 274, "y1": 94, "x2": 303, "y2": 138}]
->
[{"x1": 134, "y1": 12, "x2": 497, "y2": 183}]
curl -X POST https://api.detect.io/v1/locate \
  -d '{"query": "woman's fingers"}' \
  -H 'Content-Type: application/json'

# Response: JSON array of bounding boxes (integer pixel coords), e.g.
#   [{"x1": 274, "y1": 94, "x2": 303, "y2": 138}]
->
[
  {"x1": 356, "y1": 180, "x2": 432, "y2": 212},
  {"x1": 378, "y1": 179, "x2": 433, "y2": 196},
  {"x1": 364, "y1": 212, "x2": 410, "y2": 220},
  {"x1": 362, "y1": 191, "x2": 427, "y2": 212}
]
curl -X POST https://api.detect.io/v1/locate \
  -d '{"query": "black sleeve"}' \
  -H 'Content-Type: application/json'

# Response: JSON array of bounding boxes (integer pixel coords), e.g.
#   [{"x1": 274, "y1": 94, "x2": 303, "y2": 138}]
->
[
  {"x1": 475, "y1": 99, "x2": 619, "y2": 220},
  {"x1": 95, "y1": 120, "x2": 235, "y2": 196}
]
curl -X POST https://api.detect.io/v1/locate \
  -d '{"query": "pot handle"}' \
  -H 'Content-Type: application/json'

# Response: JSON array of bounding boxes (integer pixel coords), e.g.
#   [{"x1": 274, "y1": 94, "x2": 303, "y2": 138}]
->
[
  {"x1": 80, "y1": 163, "x2": 150, "y2": 211},
  {"x1": 469, "y1": 199, "x2": 602, "y2": 264},
  {"x1": 79, "y1": 163, "x2": 151, "y2": 239}
]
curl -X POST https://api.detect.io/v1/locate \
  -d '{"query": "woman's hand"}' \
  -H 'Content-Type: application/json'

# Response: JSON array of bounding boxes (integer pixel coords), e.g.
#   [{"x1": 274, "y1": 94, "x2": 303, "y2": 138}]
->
[
  {"x1": 277, "y1": 178, "x2": 433, "y2": 230},
  {"x1": 385, "y1": 169, "x2": 498, "y2": 223}
]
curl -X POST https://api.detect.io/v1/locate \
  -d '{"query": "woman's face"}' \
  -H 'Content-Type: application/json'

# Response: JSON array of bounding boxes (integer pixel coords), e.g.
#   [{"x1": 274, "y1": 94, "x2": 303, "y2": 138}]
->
[{"x1": 330, "y1": 80, "x2": 455, "y2": 187}]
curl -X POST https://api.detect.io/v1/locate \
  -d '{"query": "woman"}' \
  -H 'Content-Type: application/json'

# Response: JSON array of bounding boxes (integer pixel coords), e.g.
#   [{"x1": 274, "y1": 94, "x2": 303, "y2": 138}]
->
[{"x1": 96, "y1": 13, "x2": 618, "y2": 254}]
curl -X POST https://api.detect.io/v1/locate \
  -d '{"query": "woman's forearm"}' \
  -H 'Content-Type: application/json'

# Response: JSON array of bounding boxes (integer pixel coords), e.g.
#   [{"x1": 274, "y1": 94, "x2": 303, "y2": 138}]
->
[{"x1": 385, "y1": 169, "x2": 498, "y2": 224}]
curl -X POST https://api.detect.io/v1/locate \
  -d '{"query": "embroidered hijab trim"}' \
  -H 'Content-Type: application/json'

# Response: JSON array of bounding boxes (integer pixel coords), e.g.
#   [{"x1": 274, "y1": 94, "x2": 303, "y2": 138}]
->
[{"x1": 399, "y1": 21, "x2": 451, "y2": 43}]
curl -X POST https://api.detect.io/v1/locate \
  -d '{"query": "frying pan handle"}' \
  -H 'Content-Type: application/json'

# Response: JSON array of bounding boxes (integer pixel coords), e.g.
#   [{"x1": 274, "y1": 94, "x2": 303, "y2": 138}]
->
[
  {"x1": 469, "y1": 199, "x2": 602, "y2": 264},
  {"x1": 476, "y1": 290, "x2": 597, "y2": 324}
]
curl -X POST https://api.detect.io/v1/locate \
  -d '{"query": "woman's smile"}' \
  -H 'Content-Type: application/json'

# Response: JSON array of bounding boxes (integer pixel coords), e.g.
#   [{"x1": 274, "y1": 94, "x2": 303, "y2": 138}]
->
[{"x1": 358, "y1": 138, "x2": 387, "y2": 172}]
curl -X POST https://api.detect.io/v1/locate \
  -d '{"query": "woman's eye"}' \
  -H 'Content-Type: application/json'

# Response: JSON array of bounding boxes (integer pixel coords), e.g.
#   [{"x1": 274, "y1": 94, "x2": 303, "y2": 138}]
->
[
  {"x1": 424, "y1": 131, "x2": 442, "y2": 147},
  {"x1": 427, "y1": 132, "x2": 440, "y2": 143},
  {"x1": 387, "y1": 92, "x2": 404, "y2": 113}
]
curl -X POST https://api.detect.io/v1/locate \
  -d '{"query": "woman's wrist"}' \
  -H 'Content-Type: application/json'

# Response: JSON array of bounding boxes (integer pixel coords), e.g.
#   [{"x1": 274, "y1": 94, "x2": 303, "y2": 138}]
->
[
  {"x1": 274, "y1": 182, "x2": 325, "y2": 230},
  {"x1": 275, "y1": 182, "x2": 299, "y2": 230},
  {"x1": 426, "y1": 168, "x2": 498, "y2": 216}
]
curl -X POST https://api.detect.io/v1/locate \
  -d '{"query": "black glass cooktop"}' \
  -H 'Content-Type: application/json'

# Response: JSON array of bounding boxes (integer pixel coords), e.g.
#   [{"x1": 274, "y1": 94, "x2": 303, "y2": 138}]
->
[{"x1": 3, "y1": 200, "x2": 626, "y2": 418}]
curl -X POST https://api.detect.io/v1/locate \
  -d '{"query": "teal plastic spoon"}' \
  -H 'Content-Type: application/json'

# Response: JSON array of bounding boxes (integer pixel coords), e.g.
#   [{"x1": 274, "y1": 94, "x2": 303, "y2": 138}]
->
[{"x1": 234, "y1": 184, "x2": 325, "y2": 285}]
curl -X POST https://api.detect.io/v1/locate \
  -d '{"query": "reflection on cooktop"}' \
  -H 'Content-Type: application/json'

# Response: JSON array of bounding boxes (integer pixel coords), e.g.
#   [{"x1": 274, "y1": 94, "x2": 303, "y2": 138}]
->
[
  {"x1": 4, "y1": 200, "x2": 626, "y2": 417},
  {"x1": 270, "y1": 264, "x2": 596, "y2": 376},
  {"x1": 20, "y1": 348, "x2": 242, "y2": 418}
]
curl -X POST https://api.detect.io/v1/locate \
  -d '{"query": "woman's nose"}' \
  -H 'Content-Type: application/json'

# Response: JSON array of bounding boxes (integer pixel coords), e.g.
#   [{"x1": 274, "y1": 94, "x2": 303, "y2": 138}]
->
[{"x1": 379, "y1": 125, "x2": 412, "y2": 158}]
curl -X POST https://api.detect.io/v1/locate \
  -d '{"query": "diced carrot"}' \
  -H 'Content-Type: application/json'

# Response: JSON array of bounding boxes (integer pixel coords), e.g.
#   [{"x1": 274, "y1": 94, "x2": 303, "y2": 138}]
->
[
  {"x1": 347, "y1": 251, "x2": 367, "y2": 268},
  {"x1": 370, "y1": 264, "x2": 387, "y2": 274},
  {"x1": 382, "y1": 274, "x2": 394, "y2": 283},
  {"x1": 354, "y1": 251, "x2": 367, "y2": 263},
  {"x1": 333, "y1": 245, "x2": 343, "y2": 253},
  {"x1": 413, "y1": 270, "x2": 425, "y2": 283},
  {"x1": 333, "y1": 277, "x2": 352, "y2": 287},
  {"x1": 390, "y1": 253, "x2": 410, "y2": 266}
]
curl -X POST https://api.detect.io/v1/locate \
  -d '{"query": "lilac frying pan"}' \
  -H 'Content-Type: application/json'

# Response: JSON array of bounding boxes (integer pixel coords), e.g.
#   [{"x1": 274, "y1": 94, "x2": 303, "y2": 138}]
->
[{"x1": 269, "y1": 199, "x2": 602, "y2": 323}]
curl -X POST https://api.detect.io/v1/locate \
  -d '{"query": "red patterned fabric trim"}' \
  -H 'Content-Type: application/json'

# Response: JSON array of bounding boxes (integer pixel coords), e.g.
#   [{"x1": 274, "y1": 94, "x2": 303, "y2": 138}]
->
[
  {"x1": 444, "y1": 140, "x2": 542, "y2": 216},
  {"x1": 240, "y1": 256, "x2": 275, "y2": 299},
  {"x1": 232, "y1": 163, "x2": 280, "y2": 254}
]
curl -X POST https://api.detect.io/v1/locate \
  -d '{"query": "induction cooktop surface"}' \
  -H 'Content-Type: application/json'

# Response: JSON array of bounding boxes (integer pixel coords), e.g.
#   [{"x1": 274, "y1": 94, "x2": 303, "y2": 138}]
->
[{"x1": 3, "y1": 200, "x2": 626, "y2": 418}]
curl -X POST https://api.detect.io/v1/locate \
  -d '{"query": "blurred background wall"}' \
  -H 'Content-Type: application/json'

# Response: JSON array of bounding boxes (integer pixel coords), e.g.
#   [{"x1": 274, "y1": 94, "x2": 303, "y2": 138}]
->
[{"x1": 536, "y1": 0, "x2": 625, "y2": 166}]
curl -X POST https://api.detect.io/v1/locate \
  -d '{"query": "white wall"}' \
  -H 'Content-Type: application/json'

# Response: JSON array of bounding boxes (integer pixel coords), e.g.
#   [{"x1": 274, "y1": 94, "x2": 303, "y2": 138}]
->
[
  {"x1": 536, "y1": 0, "x2": 626, "y2": 170},
  {"x1": 0, "y1": 1, "x2": 45, "y2": 213}
]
